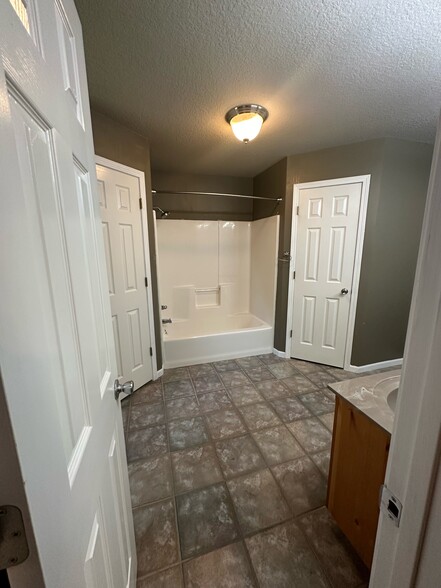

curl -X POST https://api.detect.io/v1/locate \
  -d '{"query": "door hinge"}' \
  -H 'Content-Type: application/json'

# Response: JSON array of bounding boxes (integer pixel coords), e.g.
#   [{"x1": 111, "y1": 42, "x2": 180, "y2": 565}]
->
[
  {"x1": 144, "y1": 277, "x2": 148, "y2": 287},
  {"x1": 293, "y1": 271, "x2": 296, "y2": 280},
  {"x1": 139, "y1": 197, "x2": 143, "y2": 209},
  {"x1": 149, "y1": 347, "x2": 153, "y2": 357},
  {"x1": 296, "y1": 205, "x2": 299, "y2": 215},
  {"x1": 290, "y1": 330, "x2": 293, "y2": 338},
  {"x1": 0, "y1": 505, "x2": 29, "y2": 569}
]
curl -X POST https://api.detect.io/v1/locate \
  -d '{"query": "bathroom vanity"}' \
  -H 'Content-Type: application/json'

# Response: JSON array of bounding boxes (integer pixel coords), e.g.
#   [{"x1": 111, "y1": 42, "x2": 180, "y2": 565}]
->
[{"x1": 327, "y1": 371, "x2": 400, "y2": 568}]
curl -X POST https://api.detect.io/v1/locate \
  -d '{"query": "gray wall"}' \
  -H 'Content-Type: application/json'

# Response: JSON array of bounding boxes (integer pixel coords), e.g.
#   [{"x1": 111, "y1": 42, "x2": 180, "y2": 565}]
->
[
  {"x1": 90, "y1": 109, "x2": 163, "y2": 370},
  {"x1": 255, "y1": 139, "x2": 433, "y2": 365},
  {"x1": 351, "y1": 139, "x2": 433, "y2": 364},
  {"x1": 152, "y1": 171, "x2": 253, "y2": 220}
]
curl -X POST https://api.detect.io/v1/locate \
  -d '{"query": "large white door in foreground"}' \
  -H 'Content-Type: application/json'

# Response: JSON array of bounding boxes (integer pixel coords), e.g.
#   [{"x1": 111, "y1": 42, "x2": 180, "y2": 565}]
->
[
  {"x1": 291, "y1": 182, "x2": 362, "y2": 367},
  {"x1": 0, "y1": 0, "x2": 136, "y2": 586},
  {"x1": 97, "y1": 162, "x2": 153, "y2": 390}
]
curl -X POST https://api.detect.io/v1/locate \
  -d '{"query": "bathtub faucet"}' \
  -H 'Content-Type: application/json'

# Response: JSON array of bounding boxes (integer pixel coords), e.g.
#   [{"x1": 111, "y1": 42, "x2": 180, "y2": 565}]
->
[{"x1": 162, "y1": 318, "x2": 172, "y2": 324}]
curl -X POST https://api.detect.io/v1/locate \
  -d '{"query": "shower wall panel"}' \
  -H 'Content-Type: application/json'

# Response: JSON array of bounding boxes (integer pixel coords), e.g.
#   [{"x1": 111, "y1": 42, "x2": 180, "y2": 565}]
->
[
  {"x1": 250, "y1": 216, "x2": 280, "y2": 325},
  {"x1": 156, "y1": 220, "x2": 218, "y2": 316},
  {"x1": 157, "y1": 218, "x2": 278, "y2": 325},
  {"x1": 219, "y1": 221, "x2": 251, "y2": 314}
]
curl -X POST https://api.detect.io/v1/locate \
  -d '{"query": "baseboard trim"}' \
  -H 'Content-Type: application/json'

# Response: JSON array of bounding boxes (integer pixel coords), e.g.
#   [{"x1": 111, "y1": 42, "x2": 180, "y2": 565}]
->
[
  {"x1": 273, "y1": 348, "x2": 290, "y2": 359},
  {"x1": 154, "y1": 367, "x2": 164, "y2": 380},
  {"x1": 347, "y1": 358, "x2": 403, "y2": 373}
]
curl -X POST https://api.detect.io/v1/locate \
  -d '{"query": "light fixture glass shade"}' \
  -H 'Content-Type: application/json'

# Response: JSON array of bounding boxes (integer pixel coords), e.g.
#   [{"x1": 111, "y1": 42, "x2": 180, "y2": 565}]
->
[
  {"x1": 225, "y1": 104, "x2": 268, "y2": 143},
  {"x1": 230, "y1": 112, "x2": 264, "y2": 143}
]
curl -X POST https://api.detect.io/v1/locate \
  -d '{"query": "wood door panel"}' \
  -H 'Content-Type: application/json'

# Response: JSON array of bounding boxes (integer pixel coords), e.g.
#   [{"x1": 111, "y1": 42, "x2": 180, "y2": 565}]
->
[{"x1": 327, "y1": 396, "x2": 390, "y2": 568}]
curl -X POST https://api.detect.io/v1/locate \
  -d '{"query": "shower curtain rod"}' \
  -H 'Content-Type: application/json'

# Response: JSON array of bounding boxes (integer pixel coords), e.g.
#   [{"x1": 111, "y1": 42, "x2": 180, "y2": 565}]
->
[{"x1": 152, "y1": 189, "x2": 282, "y2": 202}]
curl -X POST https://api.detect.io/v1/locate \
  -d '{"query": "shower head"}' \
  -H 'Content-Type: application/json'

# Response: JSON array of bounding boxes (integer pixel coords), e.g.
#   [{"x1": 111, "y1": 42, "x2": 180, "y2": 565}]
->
[{"x1": 153, "y1": 206, "x2": 170, "y2": 218}]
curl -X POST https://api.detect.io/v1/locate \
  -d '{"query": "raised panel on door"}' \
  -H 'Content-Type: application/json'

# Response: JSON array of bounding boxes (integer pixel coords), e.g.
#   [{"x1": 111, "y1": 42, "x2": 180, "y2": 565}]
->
[
  {"x1": 301, "y1": 296, "x2": 316, "y2": 345},
  {"x1": 127, "y1": 308, "x2": 144, "y2": 370},
  {"x1": 84, "y1": 504, "x2": 114, "y2": 588},
  {"x1": 55, "y1": 0, "x2": 84, "y2": 125},
  {"x1": 112, "y1": 316, "x2": 124, "y2": 380},
  {"x1": 291, "y1": 182, "x2": 363, "y2": 367},
  {"x1": 327, "y1": 227, "x2": 346, "y2": 283},
  {"x1": 9, "y1": 94, "x2": 86, "y2": 463},
  {"x1": 305, "y1": 228, "x2": 321, "y2": 282},
  {"x1": 116, "y1": 185, "x2": 132, "y2": 212},
  {"x1": 102, "y1": 222, "x2": 116, "y2": 295},
  {"x1": 120, "y1": 224, "x2": 138, "y2": 292},
  {"x1": 322, "y1": 298, "x2": 340, "y2": 349},
  {"x1": 103, "y1": 429, "x2": 134, "y2": 587}
]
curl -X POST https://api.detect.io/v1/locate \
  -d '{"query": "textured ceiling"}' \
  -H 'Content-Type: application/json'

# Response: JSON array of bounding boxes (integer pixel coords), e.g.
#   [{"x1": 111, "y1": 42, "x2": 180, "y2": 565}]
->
[{"x1": 75, "y1": 0, "x2": 441, "y2": 177}]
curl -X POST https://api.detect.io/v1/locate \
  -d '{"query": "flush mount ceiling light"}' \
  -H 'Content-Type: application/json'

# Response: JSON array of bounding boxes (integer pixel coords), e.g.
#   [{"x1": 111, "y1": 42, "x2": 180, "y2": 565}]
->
[{"x1": 225, "y1": 104, "x2": 269, "y2": 143}]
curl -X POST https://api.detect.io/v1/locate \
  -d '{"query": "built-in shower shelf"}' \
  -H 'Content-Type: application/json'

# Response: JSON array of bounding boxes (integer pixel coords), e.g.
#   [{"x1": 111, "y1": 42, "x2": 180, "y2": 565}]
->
[{"x1": 195, "y1": 286, "x2": 220, "y2": 307}]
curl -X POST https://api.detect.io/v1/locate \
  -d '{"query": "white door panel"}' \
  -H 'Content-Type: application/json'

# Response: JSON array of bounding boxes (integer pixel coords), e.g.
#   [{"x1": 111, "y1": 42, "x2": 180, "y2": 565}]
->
[
  {"x1": 0, "y1": 0, "x2": 136, "y2": 586},
  {"x1": 291, "y1": 182, "x2": 362, "y2": 367},
  {"x1": 96, "y1": 164, "x2": 153, "y2": 390}
]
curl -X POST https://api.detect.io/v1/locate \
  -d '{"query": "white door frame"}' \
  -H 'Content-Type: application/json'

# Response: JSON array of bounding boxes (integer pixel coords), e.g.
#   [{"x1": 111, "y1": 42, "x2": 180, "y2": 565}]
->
[
  {"x1": 285, "y1": 175, "x2": 371, "y2": 370},
  {"x1": 370, "y1": 115, "x2": 441, "y2": 587},
  {"x1": 151, "y1": 210, "x2": 165, "y2": 378},
  {"x1": 95, "y1": 156, "x2": 160, "y2": 380}
]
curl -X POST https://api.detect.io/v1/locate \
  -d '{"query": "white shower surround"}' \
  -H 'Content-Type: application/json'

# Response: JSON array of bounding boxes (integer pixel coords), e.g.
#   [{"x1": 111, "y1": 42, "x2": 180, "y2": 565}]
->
[{"x1": 156, "y1": 217, "x2": 279, "y2": 368}]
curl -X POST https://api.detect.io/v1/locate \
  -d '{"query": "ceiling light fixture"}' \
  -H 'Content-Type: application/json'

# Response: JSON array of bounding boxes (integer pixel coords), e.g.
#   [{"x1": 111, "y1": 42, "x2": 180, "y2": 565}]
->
[{"x1": 225, "y1": 104, "x2": 269, "y2": 143}]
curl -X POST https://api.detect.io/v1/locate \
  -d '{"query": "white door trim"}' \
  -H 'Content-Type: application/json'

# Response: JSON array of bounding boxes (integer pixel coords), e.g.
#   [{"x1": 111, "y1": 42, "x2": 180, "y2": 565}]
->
[
  {"x1": 95, "y1": 156, "x2": 159, "y2": 380},
  {"x1": 151, "y1": 209, "x2": 166, "y2": 375},
  {"x1": 285, "y1": 175, "x2": 371, "y2": 369},
  {"x1": 370, "y1": 114, "x2": 441, "y2": 587}
]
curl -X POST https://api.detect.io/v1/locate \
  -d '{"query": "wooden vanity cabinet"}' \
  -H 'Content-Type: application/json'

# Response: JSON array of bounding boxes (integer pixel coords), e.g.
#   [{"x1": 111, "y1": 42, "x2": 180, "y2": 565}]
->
[{"x1": 327, "y1": 395, "x2": 391, "y2": 569}]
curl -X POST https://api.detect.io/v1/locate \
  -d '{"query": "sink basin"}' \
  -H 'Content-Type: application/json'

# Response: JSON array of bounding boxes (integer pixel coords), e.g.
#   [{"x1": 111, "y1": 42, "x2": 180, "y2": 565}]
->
[
  {"x1": 372, "y1": 375, "x2": 400, "y2": 414},
  {"x1": 329, "y1": 369, "x2": 401, "y2": 434},
  {"x1": 387, "y1": 387, "x2": 399, "y2": 412}
]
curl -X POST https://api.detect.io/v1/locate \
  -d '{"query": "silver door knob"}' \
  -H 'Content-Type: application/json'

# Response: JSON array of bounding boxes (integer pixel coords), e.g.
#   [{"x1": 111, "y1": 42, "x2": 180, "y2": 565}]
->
[
  {"x1": 114, "y1": 379, "x2": 134, "y2": 400},
  {"x1": 341, "y1": 288, "x2": 349, "y2": 295}
]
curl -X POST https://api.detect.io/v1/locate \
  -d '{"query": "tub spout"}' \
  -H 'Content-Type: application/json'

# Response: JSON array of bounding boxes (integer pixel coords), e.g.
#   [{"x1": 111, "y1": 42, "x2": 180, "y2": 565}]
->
[{"x1": 162, "y1": 318, "x2": 172, "y2": 324}]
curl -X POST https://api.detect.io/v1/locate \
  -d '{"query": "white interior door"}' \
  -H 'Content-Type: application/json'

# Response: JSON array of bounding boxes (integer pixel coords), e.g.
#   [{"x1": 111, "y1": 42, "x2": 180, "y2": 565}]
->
[
  {"x1": 96, "y1": 161, "x2": 153, "y2": 390},
  {"x1": 291, "y1": 181, "x2": 363, "y2": 367},
  {"x1": 0, "y1": 1, "x2": 136, "y2": 587}
]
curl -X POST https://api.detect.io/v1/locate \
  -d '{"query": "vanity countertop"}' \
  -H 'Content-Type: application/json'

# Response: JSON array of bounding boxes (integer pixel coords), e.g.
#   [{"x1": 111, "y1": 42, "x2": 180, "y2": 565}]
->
[{"x1": 328, "y1": 369, "x2": 401, "y2": 435}]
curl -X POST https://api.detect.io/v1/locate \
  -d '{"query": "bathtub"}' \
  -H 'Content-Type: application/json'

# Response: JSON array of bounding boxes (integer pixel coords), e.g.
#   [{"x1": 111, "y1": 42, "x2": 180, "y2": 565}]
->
[{"x1": 162, "y1": 313, "x2": 273, "y2": 368}]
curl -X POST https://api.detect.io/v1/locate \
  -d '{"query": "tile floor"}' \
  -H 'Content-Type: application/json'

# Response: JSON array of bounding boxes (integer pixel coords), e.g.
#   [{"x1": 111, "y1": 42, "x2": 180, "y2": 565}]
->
[{"x1": 122, "y1": 354, "x2": 378, "y2": 588}]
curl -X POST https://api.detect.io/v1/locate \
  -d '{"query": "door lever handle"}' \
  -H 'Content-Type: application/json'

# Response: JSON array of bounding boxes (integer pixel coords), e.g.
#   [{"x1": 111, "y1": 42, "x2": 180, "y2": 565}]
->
[{"x1": 114, "y1": 379, "x2": 134, "y2": 400}]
